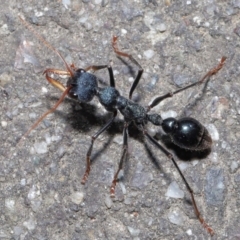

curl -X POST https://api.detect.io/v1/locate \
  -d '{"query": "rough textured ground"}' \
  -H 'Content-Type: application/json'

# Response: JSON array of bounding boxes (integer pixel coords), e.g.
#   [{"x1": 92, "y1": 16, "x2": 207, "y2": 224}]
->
[{"x1": 0, "y1": 1, "x2": 240, "y2": 239}]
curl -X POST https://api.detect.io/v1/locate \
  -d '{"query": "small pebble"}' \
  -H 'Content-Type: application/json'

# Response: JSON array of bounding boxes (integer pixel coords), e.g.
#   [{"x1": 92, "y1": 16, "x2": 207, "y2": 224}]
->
[
  {"x1": 179, "y1": 162, "x2": 190, "y2": 171},
  {"x1": 206, "y1": 124, "x2": 219, "y2": 141},
  {"x1": 165, "y1": 181, "x2": 184, "y2": 199},
  {"x1": 146, "y1": 74, "x2": 159, "y2": 92},
  {"x1": 34, "y1": 141, "x2": 48, "y2": 154},
  {"x1": 44, "y1": 133, "x2": 52, "y2": 145},
  {"x1": 161, "y1": 110, "x2": 178, "y2": 119},
  {"x1": 70, "y1": 192, "x2": 84, "y2": 205},
  {"x1": 57, "y1": 146, "x2": 66, "y2": 158},
  {"x1": 84, "y1": 22, "x2": 92, "y2": 31},
  {"x1": 158, "y1": 23, "x2": 167, "y2": 32},
  {"x1": 104, "y1": 195, "x2": 113, "y2": 208},
  {"x1": 41, "y1": 87, "x2": 48, "y2": 93},
  {"x1": 0, "y1": 24, "x2": 10, "y2": 36},
  {"x1": 29, "y1": 112, "x2": 37, "y2": 119},
  {"x1": 5, "y1": 199, "x2": 15, "y2": 211},
  {"x1": 1, "y1": 121, "x2": 7, "y2": 127},
  {"x1": 28, "y1": 185, "x2": 40, "y2": 200},
  {"x1": 230, "y1": 161, "x2": 239, "y2": 173},
  {"x1": 193, "y1": 16, "x2": 202, "y2": 25},
  {"x1": 34, "y1": 11, "x2": 44, "y2": 17},
  {"x1": 210, "y1": 152, "x2": 218, "y2": 163},
  {"x1": 121, "y1": 28, "x2": 127, "y2": 35},
  {"x1": 147, "y1": 126, "x2": 158, "y2": 137},
  {"x1": 120, "y1": 182, "x2": 127, "y2": 195},
  {"x1": 62, "y1": 0, "x2": 71, "y2": 8},
  {"x1": 20, "y1": 179, "x2": 26, "y2": 186},
  {"x1": 168, "y1": 208, "x2": 186, "y2": 226},
  {"x1": 23, "y1": 217, "x2": 36, "y2": 231},
  {"x1": 192, "y1": 160, "x2": 199, "y2": 166},
  {"x1": 79, "y1": 16, "x2": 88, "y2": 24},
  {"x1": 113, "y1": 135, "x2": 123, "y2": 145},
  {"x1": 221, "y1": 140, "x2": 230, "y2": 151},
  {"x1": 128, "y1": 77, "x2": 134, "y2": 83},
  {"x1": 127, "y1": 226, "x2": 140, "y2": 237},
  {"x1": 52, "y1": 135, "x2": 62, "y2": 142},
  {"x1": 17, "y1": 103, "x2": 23, "y2": 109},
  {"x1": 143, "y1": 49, "x2": 155, "y2": 59}
]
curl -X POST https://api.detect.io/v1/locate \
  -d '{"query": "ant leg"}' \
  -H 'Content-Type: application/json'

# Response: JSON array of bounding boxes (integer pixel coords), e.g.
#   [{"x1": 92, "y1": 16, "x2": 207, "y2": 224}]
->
[
  {"x1": 18, "y1": 86, "x2": 72, "y2": 145},
  {"x1": 44, "y1": 68, "x2": 71, "y2": 92},
  {"x1": 85, "y1": 65, "x2": 115, "y2": 87},
  {"x1": 110, "y1": 122, "x2": 129, "y2": 197},
  {"x1": 112, "y1": 36, "x2": 143, "y2": 99},
  {"x1": 142, "y1": 126, "x2": 214, "y2": 236},
  {"x1": 148, "y1": 56, "x2": 226, "y2": 111},
  {"x1": 81, "y1": 110, "x2": 118, "y2": 184}
]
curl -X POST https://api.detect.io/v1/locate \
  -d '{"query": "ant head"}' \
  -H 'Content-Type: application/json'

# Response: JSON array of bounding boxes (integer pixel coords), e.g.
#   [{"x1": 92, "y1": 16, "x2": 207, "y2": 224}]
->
[
  {"x1": 67, "y1": 69, "x2": 86, "y2": 86},
  {"x1": 67, "y1": 69, "x2": 98, "y2": 102}
]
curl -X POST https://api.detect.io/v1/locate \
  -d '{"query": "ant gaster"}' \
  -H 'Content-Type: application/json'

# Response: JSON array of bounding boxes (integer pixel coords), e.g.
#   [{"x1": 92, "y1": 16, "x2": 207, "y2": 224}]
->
[{"x1": 19, "y1": 16, "x2": 226, "y2": 236}]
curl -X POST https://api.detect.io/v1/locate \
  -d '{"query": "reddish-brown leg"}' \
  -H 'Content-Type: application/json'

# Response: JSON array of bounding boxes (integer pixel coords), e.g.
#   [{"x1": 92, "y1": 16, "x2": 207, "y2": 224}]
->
[
  {"x1": 110, "y1": 122, "x2": 129, "y2": 197},
  {"x1": 148, "y1": 56, "x2": 227, "y2": 111},
  {"x1": 81, "y1": 111, "x2": 117, "y2": 184},
  {"x1": 143, "y1": 127, "x2": 214, "y2": 236}
]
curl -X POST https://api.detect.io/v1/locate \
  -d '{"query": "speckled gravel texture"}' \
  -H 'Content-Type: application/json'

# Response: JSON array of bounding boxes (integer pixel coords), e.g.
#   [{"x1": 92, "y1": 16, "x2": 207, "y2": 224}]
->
[{"x1": 0, "y1": 1, "x2": 240, "y2": 240}]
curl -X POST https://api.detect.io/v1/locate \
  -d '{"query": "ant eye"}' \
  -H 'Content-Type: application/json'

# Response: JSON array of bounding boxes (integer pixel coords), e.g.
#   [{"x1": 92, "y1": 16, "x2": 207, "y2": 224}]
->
[{"x1": 76, "y1": 68, "x2": 85, "y2": 74}]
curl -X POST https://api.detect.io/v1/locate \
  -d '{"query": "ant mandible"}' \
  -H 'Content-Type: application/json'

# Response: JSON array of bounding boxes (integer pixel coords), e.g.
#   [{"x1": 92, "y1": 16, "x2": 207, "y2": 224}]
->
[{"x1": 19, "y1": 16, "x2": 226, "y2": 236}]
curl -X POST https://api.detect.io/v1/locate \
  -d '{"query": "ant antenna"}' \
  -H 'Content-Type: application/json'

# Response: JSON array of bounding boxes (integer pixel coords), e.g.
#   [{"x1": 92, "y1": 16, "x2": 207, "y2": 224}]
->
[{"x1": 18, "y1": 16, "x2": 74, "y2": 77}]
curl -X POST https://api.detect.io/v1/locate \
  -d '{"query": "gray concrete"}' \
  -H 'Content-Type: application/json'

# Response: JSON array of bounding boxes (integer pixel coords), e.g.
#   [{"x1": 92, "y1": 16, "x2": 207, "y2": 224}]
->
[{"x1": 0, "y1": 1, "x2": 239, "y2": 239}]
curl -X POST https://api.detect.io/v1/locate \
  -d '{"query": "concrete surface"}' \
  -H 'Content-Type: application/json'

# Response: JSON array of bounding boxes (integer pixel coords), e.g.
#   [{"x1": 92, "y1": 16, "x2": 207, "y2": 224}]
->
[{"x1": 0, "y1": 0, "x2": 240, "y2": 239}]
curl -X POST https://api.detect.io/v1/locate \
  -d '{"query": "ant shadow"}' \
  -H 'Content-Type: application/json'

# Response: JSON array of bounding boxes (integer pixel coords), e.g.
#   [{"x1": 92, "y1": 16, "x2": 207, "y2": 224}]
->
[
  {"x1": 46, "y1": 97, "x2": 124, "y2": 166},
  {"x1": 180, "y1": 78, "x2": 211, "y2": 118},
  {"x1": 43, "y1": 64, "x2": 213, "y2": 195},
  {"x1": 64, "y1": 99, "x2": 211, "y2": 163},
  {"x1": 116, "y1": 56, "x2": 136, "y2": 78},
  {"x1": 44, "y1": 68, "x2": 212, "y2": 188},
  {"x1": 155, "y1": 133, "x2": 211, "y2": 161}
]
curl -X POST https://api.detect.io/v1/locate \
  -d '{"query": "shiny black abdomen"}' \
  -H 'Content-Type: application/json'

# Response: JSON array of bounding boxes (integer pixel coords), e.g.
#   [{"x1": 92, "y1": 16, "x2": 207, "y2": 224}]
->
[{"x1": 162, "y1": 117, "x2": 212, "y2": 150}]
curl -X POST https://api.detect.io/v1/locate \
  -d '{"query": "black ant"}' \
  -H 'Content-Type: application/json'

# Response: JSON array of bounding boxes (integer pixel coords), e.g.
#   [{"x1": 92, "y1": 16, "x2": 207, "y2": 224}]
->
[{"x1": 19, "y1": 16, "x2": 226, "y2": 236}]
